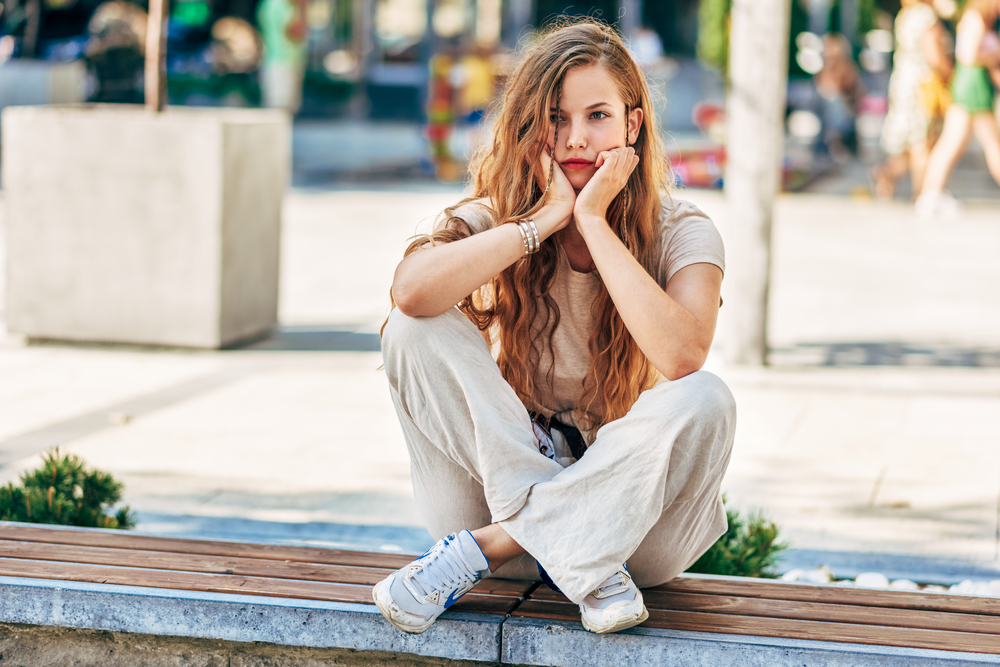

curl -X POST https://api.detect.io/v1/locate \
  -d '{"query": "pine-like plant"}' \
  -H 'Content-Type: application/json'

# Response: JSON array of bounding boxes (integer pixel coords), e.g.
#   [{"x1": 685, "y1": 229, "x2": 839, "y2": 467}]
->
[
  {"x1": 687, "y1": 497, "x2": 786, "y2": 578},
  {"x1": 0, "y1": 449, "x2": 135, "y2": 529}
]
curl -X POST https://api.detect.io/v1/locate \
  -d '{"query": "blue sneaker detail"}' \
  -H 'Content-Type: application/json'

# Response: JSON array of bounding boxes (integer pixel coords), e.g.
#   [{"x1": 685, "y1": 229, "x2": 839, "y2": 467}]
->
[{"x1": 373, "y1": 529, "x2": 491, "y2": 633}]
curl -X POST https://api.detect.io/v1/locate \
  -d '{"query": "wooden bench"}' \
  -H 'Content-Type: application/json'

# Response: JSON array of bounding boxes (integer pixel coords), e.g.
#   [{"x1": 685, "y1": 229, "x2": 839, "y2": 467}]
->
[{"x1": 0, "y1": 522, "x2": 998, "y2": 665}]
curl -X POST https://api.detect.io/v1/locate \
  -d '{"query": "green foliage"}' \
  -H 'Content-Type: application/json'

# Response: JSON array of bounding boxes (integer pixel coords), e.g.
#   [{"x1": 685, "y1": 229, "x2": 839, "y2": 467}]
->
[
  {"x1": 0, "y1": 450, "x2": 135, "y2": 529},
  {"x1": 697, "y1": 0, "x2": 732, "y2": 72},
  {"x1": 687, "y1": 497, "x2": 787, "y2": 578}
]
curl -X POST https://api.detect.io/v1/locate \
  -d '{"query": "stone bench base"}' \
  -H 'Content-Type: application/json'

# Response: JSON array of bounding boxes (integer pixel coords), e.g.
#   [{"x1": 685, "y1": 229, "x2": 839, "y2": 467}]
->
[{"x1": 0, "y1": 523, "x2": 997, "y2": 666}]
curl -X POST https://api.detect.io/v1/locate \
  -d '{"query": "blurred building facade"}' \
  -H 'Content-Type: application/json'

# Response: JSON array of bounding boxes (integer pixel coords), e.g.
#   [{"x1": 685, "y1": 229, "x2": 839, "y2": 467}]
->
[
  {"x1": 0, "y1": 0, "x2": 908, "y2": 122},
  {"x1": 0, "y1": 0, "x2": 707, "y2": 118}
]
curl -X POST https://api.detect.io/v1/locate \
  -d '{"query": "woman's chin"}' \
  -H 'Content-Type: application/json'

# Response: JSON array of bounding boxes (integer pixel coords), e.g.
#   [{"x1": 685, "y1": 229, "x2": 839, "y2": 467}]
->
[{"x1": 567, "y1": 173, "x2": 594, "y2": 191}]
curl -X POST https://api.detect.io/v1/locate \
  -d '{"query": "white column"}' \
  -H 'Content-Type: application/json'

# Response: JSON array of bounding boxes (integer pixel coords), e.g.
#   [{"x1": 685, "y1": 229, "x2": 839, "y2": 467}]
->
[{"x1": 721, "y1": 0, "x2": 791, "y2": 365}]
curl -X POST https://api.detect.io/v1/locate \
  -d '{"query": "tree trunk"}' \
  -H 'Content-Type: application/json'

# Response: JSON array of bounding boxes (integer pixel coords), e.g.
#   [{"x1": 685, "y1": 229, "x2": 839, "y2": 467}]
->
[
  {"x1": 721, "y1": 0, "x2": 791, "y2": 365},
  {"x1": 145, "y1": 0, "x2": 169, "y2": 112}
]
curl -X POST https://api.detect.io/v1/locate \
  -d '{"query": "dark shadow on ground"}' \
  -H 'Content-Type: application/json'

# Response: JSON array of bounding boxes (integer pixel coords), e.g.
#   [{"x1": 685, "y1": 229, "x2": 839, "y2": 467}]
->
[
  {"x1": 239, "y1": 326, "x2": 381, "y2": 352},
  {"x1": 770, "y1": 342, "x2": 1000, "y2": 367}
]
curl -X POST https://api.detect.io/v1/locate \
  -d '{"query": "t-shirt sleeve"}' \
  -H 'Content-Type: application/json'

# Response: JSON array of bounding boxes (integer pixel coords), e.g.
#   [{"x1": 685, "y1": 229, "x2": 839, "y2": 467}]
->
[
  {"x1": 435, "y1": 201, "x2": 495, "y2": 237},
  {"x1": 657, "y1": 199, "x2": 725, "y2": 288}
]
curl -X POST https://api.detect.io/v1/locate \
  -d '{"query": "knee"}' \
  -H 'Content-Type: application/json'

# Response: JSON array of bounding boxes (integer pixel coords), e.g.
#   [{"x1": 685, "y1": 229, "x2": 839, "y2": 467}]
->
[
  {"x1": 381, "y1": 308, "x2": 479, "y2": 380},
  {"x1": 671, "y1": 371, "x2": 737, "y2": 424}
]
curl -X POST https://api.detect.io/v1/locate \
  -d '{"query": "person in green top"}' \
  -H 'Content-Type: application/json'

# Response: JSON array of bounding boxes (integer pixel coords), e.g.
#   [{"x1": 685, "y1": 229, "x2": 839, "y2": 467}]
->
[
  {"x1": 916, "y1": 0, "x2": 1000, "y2": 218},
  {"x1": 257, "y1": 0, "x2": 308, "y2": 113}
]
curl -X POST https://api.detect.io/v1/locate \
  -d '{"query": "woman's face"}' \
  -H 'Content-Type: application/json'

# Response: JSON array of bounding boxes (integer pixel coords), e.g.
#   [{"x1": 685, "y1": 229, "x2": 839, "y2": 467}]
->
[{"x1": 546, "y1": 64, "x2": 642, "y2": 191}]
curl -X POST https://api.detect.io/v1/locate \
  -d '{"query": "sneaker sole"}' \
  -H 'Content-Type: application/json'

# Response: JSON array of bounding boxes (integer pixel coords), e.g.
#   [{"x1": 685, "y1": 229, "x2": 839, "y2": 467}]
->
[
  {"x1": 372, "y1": 578, "x2": 436, "y2": 634},
  {"x1": 581, "y1": 605, "x2": 649, "y2": 634}
]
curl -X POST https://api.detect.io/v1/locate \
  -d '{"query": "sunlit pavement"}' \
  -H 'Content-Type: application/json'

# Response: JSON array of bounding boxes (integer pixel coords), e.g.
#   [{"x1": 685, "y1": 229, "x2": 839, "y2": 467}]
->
[{"x1": 1, "y1": 183, "x2": 999, "y2": 577}]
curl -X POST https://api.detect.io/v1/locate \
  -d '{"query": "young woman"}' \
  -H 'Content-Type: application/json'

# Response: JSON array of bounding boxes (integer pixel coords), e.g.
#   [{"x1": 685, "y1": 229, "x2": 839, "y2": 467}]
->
[
  {"x1": 874, "y1": 0, "x2": 954, "y2": 199},
  {"x1": 374, "y1": 21, "x2": 736, "y2": 636},
  {"x1": 916, "y1": 0, "x2": 1000, "y2": 217}
]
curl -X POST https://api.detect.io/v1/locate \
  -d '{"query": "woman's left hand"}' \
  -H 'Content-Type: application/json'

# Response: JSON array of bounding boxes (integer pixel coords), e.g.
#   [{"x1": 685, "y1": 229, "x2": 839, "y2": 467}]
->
[{"x1": 573, "y1": 147, "x2": 639, "y2": 225}]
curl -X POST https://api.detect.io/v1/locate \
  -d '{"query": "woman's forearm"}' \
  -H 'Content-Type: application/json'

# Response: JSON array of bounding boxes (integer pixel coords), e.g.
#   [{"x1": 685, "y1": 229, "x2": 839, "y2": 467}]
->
[
  {"x1": 391, "y1": 224, "x2": 524, "y2": 317},
  {"x1": 576, "y1": 216, "x2": 719, "y2": 380},
  {"x1": 391, "y1": 205, "x2": 571, "y2": 318}
]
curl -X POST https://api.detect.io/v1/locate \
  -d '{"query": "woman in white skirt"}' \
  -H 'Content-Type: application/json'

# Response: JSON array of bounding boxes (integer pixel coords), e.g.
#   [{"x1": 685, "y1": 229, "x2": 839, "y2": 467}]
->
[{"x1": 374, "y1": 20, "x2": 737, "y2": 636}]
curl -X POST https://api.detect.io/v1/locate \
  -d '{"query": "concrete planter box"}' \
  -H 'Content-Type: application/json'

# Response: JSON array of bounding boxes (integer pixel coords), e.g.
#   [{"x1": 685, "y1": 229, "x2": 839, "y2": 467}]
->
[{"x1": 2, "y1": 104, "x2": 289, "y2": 348}]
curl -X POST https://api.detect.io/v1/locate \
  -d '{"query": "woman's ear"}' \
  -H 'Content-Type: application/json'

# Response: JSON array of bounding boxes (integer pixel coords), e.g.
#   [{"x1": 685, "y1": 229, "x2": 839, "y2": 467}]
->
[{"x1": 628, "y1": 106, "x2": 644, "y2": 146}]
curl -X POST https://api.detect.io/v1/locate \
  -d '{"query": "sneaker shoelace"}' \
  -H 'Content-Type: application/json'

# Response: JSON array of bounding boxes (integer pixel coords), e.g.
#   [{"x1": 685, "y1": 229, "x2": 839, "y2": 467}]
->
[
  {"x1": 591, "y1": 570, "x2": 630, "y2": 599},
  {"x1": 404, "y1": 537, "x2": 479, "y2": 602}
]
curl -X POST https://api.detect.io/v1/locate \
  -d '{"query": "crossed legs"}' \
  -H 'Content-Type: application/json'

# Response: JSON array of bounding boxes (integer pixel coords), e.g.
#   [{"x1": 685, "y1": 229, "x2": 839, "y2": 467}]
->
[{"x1": 381, "y1": 307, "x2": 736, "y2": 603}]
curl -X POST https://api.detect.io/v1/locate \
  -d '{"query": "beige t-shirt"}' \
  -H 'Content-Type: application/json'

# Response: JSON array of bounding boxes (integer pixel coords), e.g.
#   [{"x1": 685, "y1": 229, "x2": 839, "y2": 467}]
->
[{"x1": 440, "y1": 197, "x2": 725, "y2": 427}]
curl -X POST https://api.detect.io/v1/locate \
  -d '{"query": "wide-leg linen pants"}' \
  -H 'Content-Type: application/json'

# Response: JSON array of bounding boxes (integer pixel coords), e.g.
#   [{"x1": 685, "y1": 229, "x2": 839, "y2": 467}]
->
[{"x1": 382, "y1": 307, "x2": 737, "y2": 604}]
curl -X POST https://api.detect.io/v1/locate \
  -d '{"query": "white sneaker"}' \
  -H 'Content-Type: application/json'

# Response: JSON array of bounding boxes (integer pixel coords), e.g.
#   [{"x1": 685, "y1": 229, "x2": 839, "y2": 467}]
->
[
  {"x1": 372, "y1": 530, "x2": 491, "y2": 634},
  {"x1": 578, "y1": 565, "x2": 649, "y2": 634},
  {"x1": 915, "y1": 192, "x2": 963, "y2": 220}
]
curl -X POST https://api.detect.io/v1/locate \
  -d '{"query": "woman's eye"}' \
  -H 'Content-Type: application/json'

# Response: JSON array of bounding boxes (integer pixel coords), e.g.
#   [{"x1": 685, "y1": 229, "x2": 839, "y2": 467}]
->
[
  {"x1": 591, "y1": 111, "x2": 609, "y2": 120},
  {"x1": 549, "y1": 114, "x2": 561, "y2": 123}
]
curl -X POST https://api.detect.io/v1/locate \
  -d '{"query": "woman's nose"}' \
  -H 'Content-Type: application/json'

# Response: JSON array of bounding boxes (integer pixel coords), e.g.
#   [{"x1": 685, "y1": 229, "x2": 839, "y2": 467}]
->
[{"x1": 565, "y1": 122, "x2": 587, "y2": 149}]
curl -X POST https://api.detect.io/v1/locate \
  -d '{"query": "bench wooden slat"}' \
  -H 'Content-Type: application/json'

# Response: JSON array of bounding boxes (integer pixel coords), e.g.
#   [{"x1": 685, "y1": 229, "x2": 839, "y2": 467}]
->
[
  {"x1": 528, "y1": 585, "x2": 1000, "y2": 635},
  {"x1": 0, "y1": 557, "x2": 519, "y2": 615},
  {"x1": 512, "y1": 599, "x2": 1000, "y2": 655},
  {"x1": 654, "y1": 576, "x2": 1000, "y2": 616},
  {"x1": 0, "y1": 539, "x2": 532, "y2": 597},
  {"x1": 0, "y1": 524, "x2": 417, "y2": 569}
]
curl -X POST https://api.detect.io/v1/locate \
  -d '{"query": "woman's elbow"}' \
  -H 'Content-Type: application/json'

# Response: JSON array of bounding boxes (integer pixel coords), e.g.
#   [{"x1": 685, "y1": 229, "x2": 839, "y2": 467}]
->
[
  {"x1": 659, "y1": 346, "x2": 711, "y2": 381},
  {"x1": 391, "y1": 280, "x2": 449, "y2": 318},
  {"x1": 391, "y1": 282, "x2": 426, "y2": 318}
]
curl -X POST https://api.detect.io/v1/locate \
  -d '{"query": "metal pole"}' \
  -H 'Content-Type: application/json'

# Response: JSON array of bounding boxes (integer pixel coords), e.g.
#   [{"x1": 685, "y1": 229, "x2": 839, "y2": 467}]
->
[
  {"x1": 618, "y1": 0, "x2": 641, "y2": 39},
  {"x1": 144, "y1": 0, "x2": 169, "y2": 112},
  {"x1": 841, "y1": 0, "x2": 857, "y2": 47},
  {"x1": 809, "y1": 0, "x2": 828, "y2": 36},
  {"x1": 721, "y1": 0, "x2": 791, "y2": 365}
]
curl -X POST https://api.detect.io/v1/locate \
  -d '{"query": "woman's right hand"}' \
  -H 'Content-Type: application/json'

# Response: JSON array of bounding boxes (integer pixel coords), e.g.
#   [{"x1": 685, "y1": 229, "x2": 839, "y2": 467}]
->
[{"x1": 533, "y1": 145, "x2": 575, "y2": 238}]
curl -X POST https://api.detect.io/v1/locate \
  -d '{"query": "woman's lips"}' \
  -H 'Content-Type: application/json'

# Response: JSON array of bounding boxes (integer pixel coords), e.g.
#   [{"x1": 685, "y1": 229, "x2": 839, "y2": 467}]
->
[{"x1": 561, "y1": 159, "x2": 593, "y2": 171}]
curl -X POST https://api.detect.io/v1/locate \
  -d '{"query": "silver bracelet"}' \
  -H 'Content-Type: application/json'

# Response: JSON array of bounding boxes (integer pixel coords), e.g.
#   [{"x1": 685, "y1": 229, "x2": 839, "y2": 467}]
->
[
  {"x1": 517, "y1": 219, "x2": 540, "y2": 255},
  {"x1": 515, "y1": 221, "x2": 532, "y2": 255},
  {"x1": 527, "y1": 220, "x2": 540, "y2": 253}
]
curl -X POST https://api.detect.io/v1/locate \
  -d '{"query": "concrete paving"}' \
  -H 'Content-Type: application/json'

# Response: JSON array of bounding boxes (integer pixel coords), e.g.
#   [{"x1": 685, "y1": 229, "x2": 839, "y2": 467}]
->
[{"x1": 1, "y1": 184, "x2": 999, "y2": 580}]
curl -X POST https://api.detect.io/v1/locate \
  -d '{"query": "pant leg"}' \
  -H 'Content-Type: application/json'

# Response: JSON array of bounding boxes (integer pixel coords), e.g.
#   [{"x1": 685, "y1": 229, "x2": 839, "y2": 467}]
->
[
  {"x1": 381, "y1": 307, "x2": 564, "y2": 530},
  {"x1": 383, "y1": 308, "x2": 736, "y2": 597},
  {"x1": 500, "y1": 371, "x2": 736, "y2": 603}
]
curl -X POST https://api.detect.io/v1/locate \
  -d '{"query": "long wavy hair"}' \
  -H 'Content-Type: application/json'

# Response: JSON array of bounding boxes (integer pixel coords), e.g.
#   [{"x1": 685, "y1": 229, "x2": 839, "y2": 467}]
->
[{"x1": 391, "y1": 19, "x2": 671, "y2": 432}]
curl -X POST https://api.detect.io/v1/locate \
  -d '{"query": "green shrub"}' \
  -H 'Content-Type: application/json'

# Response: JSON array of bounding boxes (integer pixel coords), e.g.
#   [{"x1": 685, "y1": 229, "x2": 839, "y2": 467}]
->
[
  {"x1": 687, "y1": 496, "x2": 787, "y2": 578},
  {"x1": 0, "y1": 449, "x2": 135, "y2": 529}
]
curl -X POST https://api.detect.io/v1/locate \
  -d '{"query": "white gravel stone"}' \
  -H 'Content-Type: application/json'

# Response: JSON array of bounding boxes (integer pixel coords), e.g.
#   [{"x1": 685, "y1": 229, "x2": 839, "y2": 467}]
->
[
  {"x1": 802, "y1": 565, "x2": 835, "y2": 584},
  {"x1": 888, "y1": 579, "x2": 919, "y2": 590},
  {"x1": 854, "y1": 572, "x2": 890, "y2": 588},
  {"x1": 949, "y1": 579, "x2": 1000, "y2": 597}
]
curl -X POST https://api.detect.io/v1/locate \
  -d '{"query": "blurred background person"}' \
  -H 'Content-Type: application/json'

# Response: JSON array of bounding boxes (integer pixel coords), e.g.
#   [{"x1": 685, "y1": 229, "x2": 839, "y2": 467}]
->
[
  {"x1": 83, "y1": 0, "x2": 146, "y2": 103},
  {"x1": 426, "y1": 48, "x2": 459, "y2": 180},
  {"x1": 917, "y1": 0, "x2": 1000, "y2": 217},
  {"x1": 457, "y1": 43, "x2": 495, "y2": 125},
  {"x1": 814, "y1": 32, "x2": 867, "y2": 157},
  {"x1": 873, "y1": 0, "x2": 954, "y2": 199},
  {"x1": 631, "y1": 23, "x2": 664, "y2": 73},
  {"x1": 257, "y1": 0, "x2": 307, "y2": 114}
]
